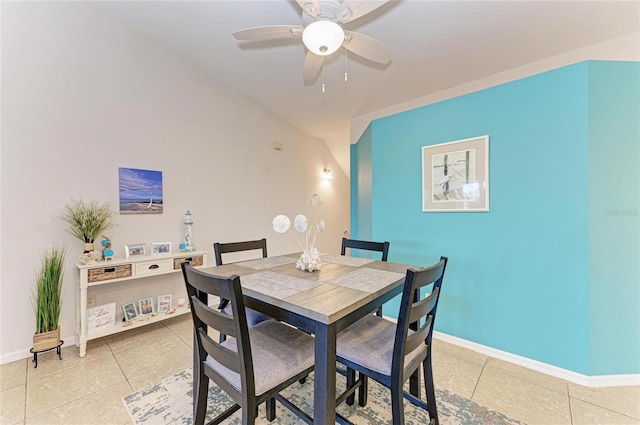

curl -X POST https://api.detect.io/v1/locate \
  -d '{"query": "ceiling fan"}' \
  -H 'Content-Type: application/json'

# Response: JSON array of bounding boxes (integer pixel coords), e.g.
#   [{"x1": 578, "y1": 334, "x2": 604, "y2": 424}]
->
[{"x1": 232, "y1": 0, "x2": 393, "y2": 82}]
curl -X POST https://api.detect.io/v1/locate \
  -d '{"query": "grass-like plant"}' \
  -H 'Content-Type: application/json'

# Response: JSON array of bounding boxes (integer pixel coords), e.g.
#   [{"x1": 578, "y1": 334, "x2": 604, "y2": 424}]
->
[
  {"x1": 60, "y1": 199, "x2": 114, "y2": 243},
  {"x1": 34, "y1": 246, "x2": 66, "y2": 334}
]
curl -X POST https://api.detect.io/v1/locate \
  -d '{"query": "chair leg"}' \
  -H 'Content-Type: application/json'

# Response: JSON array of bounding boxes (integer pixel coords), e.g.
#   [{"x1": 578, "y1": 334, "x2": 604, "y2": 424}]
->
[
  {"x1": 409, "y1": 367, "x2": 421, "y2": 398},
  {"x1": 358, "y1": 373, "x2": 368, "y2": 407},
  {"x1": 346, "y1": 368, "x2": 356, "y2": 406},
  {"x1": 266, "y1": 398, "x2": 276, "y2": 422},
  {"x1": 193, "y1": 370, "x2": 209, "y2": 425},
  {"x1": 423, "y1": 358, "x2": 438, "y2": 425},
  {"x1": 390, "y1": 379, "x2": 405, "y2": 425},
  {"x1": 243, "y1": 400, "x2": 256, "y2": 425}
]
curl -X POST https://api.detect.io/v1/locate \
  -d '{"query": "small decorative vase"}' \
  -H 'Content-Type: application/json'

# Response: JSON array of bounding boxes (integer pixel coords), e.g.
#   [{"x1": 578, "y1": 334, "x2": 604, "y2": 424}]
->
[
  {"x1": 83, "y1": 242, "x2": 94, "y2": 253},
  {"x1": 296, "y1": 248, "x2": 321, "y2": 272}
]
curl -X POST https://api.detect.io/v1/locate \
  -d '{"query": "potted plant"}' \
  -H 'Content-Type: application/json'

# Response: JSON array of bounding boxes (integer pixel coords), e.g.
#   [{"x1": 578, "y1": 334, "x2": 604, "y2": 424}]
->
[
  {"x1": 32, "y1": 245, "x2": 66, "y2": 352},
  {"x1": 60, "y1": 199, "x2": 114, "y2": 253}
]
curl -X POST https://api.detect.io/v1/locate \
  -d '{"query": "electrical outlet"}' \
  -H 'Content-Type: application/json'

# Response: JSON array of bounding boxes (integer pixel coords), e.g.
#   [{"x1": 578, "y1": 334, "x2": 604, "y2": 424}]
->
[{"x1": 87, "y1": 294, "x2": 96, "y2": 307}]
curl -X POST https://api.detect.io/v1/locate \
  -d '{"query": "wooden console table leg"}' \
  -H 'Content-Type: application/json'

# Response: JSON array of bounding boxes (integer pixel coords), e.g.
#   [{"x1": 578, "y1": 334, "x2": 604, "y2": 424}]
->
[
  {"x1": 75, "y1": 278, "x2": 81, "y2": 347},
  {"x1": 79, "y1": 277, "x2": 88, "y2": 357}
]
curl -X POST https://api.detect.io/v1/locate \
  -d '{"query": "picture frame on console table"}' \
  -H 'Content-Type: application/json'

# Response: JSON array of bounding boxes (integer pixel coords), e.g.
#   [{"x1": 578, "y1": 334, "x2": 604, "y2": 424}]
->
[
  {"x1": 422, "y1": 135, "x2": 489, "y2": 212},
  {"x1": 157, "y1": 294, "x2": 172, "y2": 313},
  {"x1": 125, "y1": 243, "x2": 146, "y2": 259},
  {"x1": 151, "y1": 242, "x2": 172, "y2": 255},
  {"x1": 138, "y1": 297, "x2": 154, "y2": 315},
  {"x1": 122, "y1": 301, "x2": 138, "y2": 321}
]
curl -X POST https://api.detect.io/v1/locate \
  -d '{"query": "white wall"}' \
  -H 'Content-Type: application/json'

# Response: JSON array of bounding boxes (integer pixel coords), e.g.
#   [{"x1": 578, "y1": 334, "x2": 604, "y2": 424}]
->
[{"x1": 0, "y1": 2, "x2": 349, "y2": 363}]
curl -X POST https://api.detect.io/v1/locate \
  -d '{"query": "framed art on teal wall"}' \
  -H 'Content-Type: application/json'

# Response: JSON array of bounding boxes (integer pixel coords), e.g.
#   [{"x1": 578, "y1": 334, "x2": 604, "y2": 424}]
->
[{"x1": 422, "y1": 135, "x2": 489, "y2": 212}]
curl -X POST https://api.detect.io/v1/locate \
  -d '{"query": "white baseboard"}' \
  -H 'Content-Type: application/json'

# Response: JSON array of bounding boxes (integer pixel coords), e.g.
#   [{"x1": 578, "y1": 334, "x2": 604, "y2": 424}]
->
[
  {"x1": 433, "y1": 331, "x2": 640, "y2": 388},
  {"x1": 2, "y1": 323, "x2": 638, "y2": 388},
  {"x1": 1, "y1": 348, "x2": 35, "y2": 365},
  {"x1": 1, "y1": 333, "x2": 77, "y2": 365}
]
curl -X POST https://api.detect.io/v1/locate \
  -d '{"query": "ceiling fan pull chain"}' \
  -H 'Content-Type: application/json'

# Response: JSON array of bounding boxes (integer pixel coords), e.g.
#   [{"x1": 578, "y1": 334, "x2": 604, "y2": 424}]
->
[
  {"x1": 321, "y1": 55, "x2": 326, "y2": 93},
  {"x1": 344, "y1": 49, "x2": 348, "y2": 82}
]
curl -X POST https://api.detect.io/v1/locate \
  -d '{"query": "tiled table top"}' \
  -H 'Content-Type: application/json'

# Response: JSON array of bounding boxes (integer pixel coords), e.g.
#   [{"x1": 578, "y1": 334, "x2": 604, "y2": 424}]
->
[{"x1": 203, "y1": 255, "x2": 413, "y2": 324}]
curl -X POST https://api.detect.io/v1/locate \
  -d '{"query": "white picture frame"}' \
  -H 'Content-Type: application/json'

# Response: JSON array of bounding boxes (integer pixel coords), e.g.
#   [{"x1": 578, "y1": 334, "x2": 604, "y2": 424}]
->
[
  {"x1": 422, "y1": 135, "x2": 489, "y2": 212},
  {"x1": 151, "y1": 242, "x2": 172, "y2": 255},
  {"x1": 125, "y1": 243, "x2": 146, "y2": 259},
  {"x1": 157, "y1": 294, "x2": 172, "y2": 313},
  {"x1": 138, "y1": 297, "x2": 154, "y2": 315},
  {"x1": 122, "y1": 301, "x2": 138, "y2": 321}
]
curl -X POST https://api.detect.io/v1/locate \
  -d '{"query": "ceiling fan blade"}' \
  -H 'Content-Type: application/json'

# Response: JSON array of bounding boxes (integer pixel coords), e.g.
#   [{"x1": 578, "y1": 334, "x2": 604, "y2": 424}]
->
[
  {"x1": 233, "y1": 25, "x2": 303, "y2": 41},
  {"x1": 337, "y1": 0, "x2": 390, "y2": 24},
  {"x1": 343, "y1": 31, "x2": 392, "y2": 64},
  {"x1": 296, "y1": 0, "x2": 320, "y2": 18},
  {"x1": 303, "y1": 51, "x2": 323, "y2": 82}
]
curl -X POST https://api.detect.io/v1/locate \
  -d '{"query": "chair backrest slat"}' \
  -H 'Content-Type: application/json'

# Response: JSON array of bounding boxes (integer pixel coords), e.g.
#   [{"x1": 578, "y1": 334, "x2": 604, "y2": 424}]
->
[
  {"x1": 404, "y1": 315, "x2": 432, "y2": 354},
  {"x1": 393, "y1": 257, "x2": 448, "y2": 374},
  {"x1": 183, "y1": 263, "x2": 235, "y2": 301},
  {"x1": 191, "y1": 295, "x2": 238, "y2": 340},
  {"x1": 408, "y1": 287, "x2": 440, "y2": 325},
  {"x1": 341, "y1": 238, "x2": 390, "y2": 261},
  {"x1": 198, "y1": 328, "x2": 242, "y2": 373},
  {"x1": 214, "y1": 239, "x2": 268, "y2": 266}
]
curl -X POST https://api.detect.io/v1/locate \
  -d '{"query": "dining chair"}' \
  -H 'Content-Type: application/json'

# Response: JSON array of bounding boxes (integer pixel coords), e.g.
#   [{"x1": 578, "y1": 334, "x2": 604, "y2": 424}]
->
[
  {"x1": 335, "y1": 256, "x2": 448, "y2": 425},
  {"x1": 214, "y1": 239, "x2": 271, "y2": 342},
  {"x1": 181, "y1": 263, "x2": 315, "y2": 425},
  {"x1": 341, "y1": 237, "x2": 390, "y2": 316}
]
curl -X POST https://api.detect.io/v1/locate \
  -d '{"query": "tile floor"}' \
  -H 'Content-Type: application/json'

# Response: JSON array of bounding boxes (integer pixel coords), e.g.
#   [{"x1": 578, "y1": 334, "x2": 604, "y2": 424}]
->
[{"x1": 1, "y1": 315, "x2": 639, "y2": 425}]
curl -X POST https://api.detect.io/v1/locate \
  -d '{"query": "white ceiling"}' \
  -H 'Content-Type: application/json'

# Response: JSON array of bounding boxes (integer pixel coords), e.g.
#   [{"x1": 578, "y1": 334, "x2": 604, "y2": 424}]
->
[{"x1": 90, "y1": 0, "x2": 639, "y2": 142}]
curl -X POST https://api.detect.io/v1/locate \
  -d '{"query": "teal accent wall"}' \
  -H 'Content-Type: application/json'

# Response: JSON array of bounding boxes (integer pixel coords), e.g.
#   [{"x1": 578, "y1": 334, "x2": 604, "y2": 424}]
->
[
  {"x1": 587, "y1": 61, "x2": 640, "y2": 375},
  {"x1": 350, "y1": 61, "x2": 640, "y2": 375}
]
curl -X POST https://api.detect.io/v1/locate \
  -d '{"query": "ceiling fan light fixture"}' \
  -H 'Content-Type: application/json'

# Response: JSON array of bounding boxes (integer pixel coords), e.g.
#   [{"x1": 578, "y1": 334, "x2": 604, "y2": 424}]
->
[{"x1": 302, "y1": 21, "x2": 345, "y2": 56}]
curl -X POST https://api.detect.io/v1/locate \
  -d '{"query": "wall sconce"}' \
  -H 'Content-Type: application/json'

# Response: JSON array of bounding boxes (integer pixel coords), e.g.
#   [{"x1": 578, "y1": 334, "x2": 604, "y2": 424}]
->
[{"x1": 322, "y1": 168, "x2": 333, "y2": 179}]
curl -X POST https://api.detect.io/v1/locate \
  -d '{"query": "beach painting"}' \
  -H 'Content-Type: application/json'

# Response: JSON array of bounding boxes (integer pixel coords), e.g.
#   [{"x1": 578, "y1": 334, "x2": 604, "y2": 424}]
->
[{"x1": 119, "y1": 167, "x2": 163, "y2": 214}]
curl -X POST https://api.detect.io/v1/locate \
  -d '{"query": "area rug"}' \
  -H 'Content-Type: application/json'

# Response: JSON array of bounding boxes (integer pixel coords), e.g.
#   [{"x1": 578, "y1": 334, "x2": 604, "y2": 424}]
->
[{"x1": 122, "y1": 368, "x2": 526, "y2": 425}]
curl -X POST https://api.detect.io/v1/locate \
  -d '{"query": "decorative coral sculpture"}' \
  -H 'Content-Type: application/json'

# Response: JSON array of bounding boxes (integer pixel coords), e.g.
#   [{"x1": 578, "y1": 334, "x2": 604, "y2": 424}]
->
[{"x1": 273, "y1": 193, "x2": 325, "y2": 272}]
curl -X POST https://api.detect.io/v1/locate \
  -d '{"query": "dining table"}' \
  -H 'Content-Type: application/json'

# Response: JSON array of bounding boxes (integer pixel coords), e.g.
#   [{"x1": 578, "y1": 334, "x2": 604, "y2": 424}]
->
[{"x1": 202, "y1": 252, "x2": 416, "y2": 425}]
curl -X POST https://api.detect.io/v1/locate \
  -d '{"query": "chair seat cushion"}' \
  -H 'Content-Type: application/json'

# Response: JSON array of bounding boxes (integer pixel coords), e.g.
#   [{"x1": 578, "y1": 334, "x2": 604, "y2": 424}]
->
[
  {"x1": 206, "y1": 320, "x2": 314, "y2": 396},
  {"x1": 222, "y1": 303, "x2": 271, "y2": 327},
  {"x1": 336, "y1": 314, "x2": 426, "y2": 376}
]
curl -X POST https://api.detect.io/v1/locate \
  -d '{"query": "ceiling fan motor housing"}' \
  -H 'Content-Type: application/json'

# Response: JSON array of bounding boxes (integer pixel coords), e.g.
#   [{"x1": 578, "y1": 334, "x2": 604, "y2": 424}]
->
[{"x1": 301, "y1": 0, "x2": 346, "y2": 26}]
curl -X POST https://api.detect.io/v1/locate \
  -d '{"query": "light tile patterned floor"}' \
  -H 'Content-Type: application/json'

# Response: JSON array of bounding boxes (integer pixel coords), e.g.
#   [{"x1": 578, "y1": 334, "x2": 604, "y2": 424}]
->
[{"x1": 1, "y1": 315, "x2": 638, "y2": 425}]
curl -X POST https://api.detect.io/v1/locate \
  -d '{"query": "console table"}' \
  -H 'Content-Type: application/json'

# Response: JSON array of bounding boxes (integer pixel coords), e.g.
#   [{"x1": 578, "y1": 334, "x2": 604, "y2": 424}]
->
[{"x1": 75, "y1": 250, "x2": 207, "y2": 357}]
